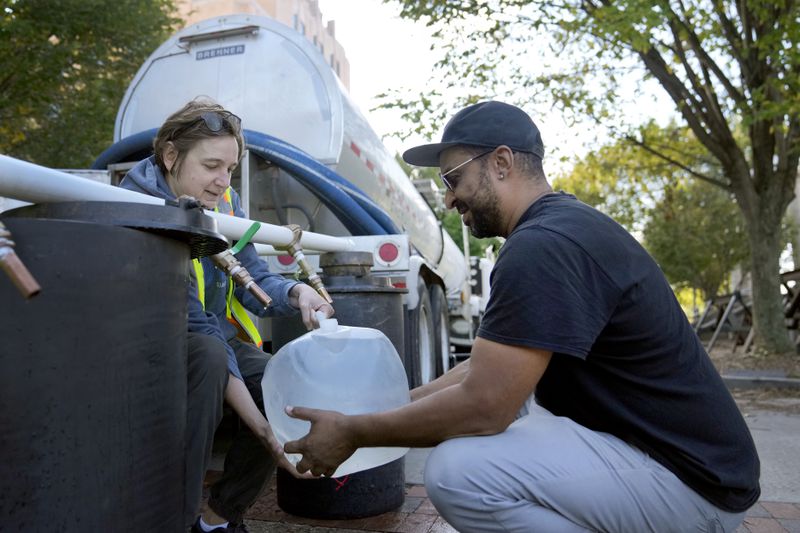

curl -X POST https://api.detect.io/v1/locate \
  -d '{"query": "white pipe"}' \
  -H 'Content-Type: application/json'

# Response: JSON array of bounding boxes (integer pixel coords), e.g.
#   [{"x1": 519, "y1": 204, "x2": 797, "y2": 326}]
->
[
  {"x1": 0, "y1": 155, "x2": 355, "y2": 253},
  {"x1": 206, "y1": 211, "x2": 351, "y2": 251},
  {"x1": 0, "y1": 154, "x2": 164, "y2": 206},
  {"x1": 253, "y1": 243, "x2": 279, "y2": 255},
  {"x1": 253, "y1": 243, "x2": 322, "y2": 256}
]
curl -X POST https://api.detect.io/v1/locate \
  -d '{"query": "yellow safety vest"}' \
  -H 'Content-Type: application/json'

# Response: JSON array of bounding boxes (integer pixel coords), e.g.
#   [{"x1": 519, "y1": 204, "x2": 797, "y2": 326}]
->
[{"x1": 192, "y1": 187, "x2": 263, "y2": 348}]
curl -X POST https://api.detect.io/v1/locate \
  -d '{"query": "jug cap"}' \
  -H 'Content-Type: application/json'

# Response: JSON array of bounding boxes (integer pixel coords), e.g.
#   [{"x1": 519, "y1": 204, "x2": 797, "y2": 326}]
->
[{"x1": 315, "y1": 310, "x2": 338, "y2": 332}]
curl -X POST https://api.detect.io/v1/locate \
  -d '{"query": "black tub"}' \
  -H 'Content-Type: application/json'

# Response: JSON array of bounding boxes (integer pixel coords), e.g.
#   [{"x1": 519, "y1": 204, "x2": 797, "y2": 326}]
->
[
  {"x1": 269, "y1": 251, "x2": 408, "y2": 519},
  {"x1": 0, "y1": 201, "x2": 226, "y2": 532}
]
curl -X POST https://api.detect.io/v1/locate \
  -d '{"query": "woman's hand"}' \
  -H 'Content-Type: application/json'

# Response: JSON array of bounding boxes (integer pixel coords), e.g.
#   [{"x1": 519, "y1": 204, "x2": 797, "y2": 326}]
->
[
  {"x1": 224, "y1": 376, "x2": 315, "y2": 479},
  {"x1": 253, "y1": 420, "x2": 315, "y2": 479},
  {"x1": 289, "y1": 283, "x2": 335, "y2": 329}
]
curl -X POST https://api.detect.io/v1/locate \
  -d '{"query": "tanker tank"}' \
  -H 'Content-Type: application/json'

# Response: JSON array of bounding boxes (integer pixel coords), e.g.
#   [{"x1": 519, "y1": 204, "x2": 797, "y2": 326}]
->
[{"x1": 113, "y1": 14, "x2": 468, "y2": 295}]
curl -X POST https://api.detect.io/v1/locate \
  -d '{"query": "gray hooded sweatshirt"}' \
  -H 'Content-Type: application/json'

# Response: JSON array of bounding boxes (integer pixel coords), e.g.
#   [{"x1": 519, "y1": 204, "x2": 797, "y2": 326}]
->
[{"x1": 120, "y1": 156, "x2": 299, "y2": 379}]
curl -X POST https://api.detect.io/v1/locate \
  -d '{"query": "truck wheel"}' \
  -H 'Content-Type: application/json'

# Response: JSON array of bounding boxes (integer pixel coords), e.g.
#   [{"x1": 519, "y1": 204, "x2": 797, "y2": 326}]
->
[
  {"x1": 407, "y1": 279, "x2": 436, "y2": 387},
  {"x1": 429, "y1": 283, "x2": 452, "y2": 377}
]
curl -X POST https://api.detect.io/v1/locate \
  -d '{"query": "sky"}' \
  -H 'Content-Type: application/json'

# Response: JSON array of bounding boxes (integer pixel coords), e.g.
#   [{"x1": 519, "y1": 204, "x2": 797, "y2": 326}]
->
[
  {"x1": 313, "y1": 0, "x2": 659, "y2": 173},
  {"x1": 304, "y1": 2, "x2": 798, "y2": 271},
  {"x1": 316, "y1": 0, "x2": 439, "y2": 156},
  {"x1": 315, "y1": 0, "x2": 680, "y2": 175}
]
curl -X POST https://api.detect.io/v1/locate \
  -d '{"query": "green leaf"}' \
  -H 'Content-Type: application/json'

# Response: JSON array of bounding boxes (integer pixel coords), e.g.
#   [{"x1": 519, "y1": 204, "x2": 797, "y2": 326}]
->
[{"x1": 0, "y1": 0, "x2": 180, "y2": 167}]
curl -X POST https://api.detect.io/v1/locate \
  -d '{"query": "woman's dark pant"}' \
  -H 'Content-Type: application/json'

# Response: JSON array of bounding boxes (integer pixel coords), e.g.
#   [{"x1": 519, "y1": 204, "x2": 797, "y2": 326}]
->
[{"x1": 184, "y1": 333, "x2": 274, "y2": 527}]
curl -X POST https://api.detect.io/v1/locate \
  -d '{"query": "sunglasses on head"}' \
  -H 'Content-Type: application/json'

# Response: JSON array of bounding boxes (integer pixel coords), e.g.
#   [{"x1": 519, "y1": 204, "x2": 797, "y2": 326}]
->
[{"x1": 197, "y1": 110, "x2": 241, "y2": 132}]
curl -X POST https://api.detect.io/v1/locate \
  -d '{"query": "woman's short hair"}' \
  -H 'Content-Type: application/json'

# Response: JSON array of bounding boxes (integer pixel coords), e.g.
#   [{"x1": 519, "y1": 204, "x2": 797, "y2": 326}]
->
[{"x1": 152, "y1": 96, "x2": 245, "y2": 175}]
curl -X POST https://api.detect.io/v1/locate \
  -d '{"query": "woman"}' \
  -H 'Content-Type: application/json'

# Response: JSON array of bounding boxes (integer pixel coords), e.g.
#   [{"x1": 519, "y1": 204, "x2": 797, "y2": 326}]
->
[{"x1": 120, "y1": 97, "x2": 333, "y2": 532}]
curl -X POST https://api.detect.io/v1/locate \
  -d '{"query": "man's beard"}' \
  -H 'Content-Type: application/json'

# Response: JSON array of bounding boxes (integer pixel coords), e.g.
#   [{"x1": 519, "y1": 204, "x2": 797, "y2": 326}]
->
[{"x1": 466, "y1": 169, "x2": 503, "y2": 238}]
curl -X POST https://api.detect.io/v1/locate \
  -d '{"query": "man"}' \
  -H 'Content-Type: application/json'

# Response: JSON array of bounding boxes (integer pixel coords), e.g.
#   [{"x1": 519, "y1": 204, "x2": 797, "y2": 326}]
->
[{"x1": 284, "y1": 101, "x2": 760, "y2": 532}]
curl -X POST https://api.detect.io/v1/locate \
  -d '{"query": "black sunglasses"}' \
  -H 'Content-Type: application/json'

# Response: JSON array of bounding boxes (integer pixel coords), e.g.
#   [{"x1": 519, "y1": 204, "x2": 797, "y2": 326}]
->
[
  {"x1": 440, "y1": 149, "x2": 494, "y2": 192},
  {"x1": 197, "y1": 110, "x2": 241, "y2": 132},
  {"x1": 173, "y1": 111, "x2": 242, "y2": 141}
]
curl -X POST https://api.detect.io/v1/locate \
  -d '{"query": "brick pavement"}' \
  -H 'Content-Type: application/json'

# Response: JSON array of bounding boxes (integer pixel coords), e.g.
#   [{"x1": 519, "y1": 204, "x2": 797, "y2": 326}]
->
[
  {"x1": 737, "y1": 502, "x2": 800, "y2": 533},
  {"x1": 243, "y1": 480, "x2": 455, "y2": 532},
  {"x1": 238, "y1": 476, "x2": 800, "y2": 533}
]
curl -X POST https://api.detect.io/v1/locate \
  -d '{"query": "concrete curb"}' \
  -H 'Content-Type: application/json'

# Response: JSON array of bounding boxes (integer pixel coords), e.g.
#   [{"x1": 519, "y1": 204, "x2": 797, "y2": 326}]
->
[{"x1": 722, "y1": 375, "x2": 800, "y2": 390}]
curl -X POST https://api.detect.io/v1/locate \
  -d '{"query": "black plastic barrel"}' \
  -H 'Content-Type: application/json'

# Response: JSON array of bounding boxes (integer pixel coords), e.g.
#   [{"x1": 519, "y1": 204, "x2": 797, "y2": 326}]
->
[
  {"x1": 275, "y1": 457, "x2": 406, "y2": 519},
  {"x1": 270, "y1": 251, "x2": 408, "y2": 519},
  {"x1": 0, "y1": 201, "x2": 226, "y2": 532}
]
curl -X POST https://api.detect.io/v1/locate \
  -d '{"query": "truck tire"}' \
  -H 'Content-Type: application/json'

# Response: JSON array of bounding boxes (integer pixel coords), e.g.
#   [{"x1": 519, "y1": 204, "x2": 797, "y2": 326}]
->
[
  {"x1": 407, "y1": 279, "x2": 436, "y2": 387},
  {"x1": 429, "y1": 283, "x2": 452, "y2": 377}
]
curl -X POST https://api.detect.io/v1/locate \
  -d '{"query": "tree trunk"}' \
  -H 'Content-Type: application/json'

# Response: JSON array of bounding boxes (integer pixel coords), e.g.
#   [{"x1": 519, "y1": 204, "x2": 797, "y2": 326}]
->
[
  {"x1": 744, "y1": 209, "x2": 794, "y2": 355},
  {"x1": 788, "y1": 180, "x2": 800, "y2": 269}
]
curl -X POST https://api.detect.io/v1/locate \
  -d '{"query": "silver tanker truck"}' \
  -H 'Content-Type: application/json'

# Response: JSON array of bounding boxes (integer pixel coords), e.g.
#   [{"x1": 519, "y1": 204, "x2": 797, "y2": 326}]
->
[{"x1": 93, "y1": 14, "x2": 494, "y2": 386}]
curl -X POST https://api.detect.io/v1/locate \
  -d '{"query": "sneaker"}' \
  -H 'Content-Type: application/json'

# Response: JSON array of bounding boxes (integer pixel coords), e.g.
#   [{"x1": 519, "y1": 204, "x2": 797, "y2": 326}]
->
[{"x1": 190, "y1": 519, "x2": 249, "y2": 533}]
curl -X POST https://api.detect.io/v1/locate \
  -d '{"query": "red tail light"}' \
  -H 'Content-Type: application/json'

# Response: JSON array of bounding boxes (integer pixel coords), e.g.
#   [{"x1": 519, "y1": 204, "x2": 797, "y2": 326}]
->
[{"x1": 378, "y1": 242, "x2": 399, "y2": 264}]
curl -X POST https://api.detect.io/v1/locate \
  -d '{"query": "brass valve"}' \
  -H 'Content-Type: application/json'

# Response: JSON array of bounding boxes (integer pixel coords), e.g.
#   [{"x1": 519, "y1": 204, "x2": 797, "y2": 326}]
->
[
  {"x1": 211, "y1": 248, "x2": 272, "y2": 309},
  {"x1": 279, "y1": 224, "x2": 333, "y2": 304}
]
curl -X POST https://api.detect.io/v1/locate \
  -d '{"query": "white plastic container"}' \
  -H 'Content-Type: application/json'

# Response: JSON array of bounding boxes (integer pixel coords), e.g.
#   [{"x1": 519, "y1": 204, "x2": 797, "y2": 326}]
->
[{"x1": 262, "y1": 314, "x2": 411, "y2": 477}]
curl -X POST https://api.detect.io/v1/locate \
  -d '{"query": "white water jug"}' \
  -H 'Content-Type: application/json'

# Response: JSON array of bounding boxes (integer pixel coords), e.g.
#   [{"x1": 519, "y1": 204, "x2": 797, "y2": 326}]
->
[{"x1": 262, "y1": 313, "x2": 411, "y2": 477}]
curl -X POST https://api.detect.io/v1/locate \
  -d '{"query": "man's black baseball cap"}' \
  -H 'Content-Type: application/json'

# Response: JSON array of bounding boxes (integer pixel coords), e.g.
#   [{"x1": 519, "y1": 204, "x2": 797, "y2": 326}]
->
[{"x1": 402, "y1": 101, "x2": 544, "y2": 167}]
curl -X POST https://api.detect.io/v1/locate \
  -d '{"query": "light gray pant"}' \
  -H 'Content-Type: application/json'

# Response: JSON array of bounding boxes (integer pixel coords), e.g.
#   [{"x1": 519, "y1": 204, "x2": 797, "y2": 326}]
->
[{"x1": 424, "y1": 401, "x2": 747, "y2": 533}]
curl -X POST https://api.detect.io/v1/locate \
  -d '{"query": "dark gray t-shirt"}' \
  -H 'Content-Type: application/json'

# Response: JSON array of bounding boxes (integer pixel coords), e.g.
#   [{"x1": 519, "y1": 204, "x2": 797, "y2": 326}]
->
[{"x1": 478, "y1": 192, "x2": 760, "y2": 512}]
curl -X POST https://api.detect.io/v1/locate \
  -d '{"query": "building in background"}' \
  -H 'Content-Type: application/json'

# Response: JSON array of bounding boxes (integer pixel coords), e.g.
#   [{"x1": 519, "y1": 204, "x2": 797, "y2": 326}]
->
[{"x1": 176, "y1": 0, "x2": 350, "y2": 89}]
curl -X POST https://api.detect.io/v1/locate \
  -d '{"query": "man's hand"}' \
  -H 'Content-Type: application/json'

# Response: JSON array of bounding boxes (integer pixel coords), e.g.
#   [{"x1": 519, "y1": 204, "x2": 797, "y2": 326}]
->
[
  {"x1": 289, "y1": 284, "x2": 334, "y2": 330},
  {"x1": 283, "y1": 406, "x2": 357, "y2": 477}
]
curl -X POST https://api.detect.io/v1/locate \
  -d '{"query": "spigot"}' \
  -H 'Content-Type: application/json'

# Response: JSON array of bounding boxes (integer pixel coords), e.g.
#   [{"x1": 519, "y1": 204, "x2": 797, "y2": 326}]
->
[
  {"x1": 279, "y1": 224, "x2": 333, "y2": 304},
  {"x1": 0, "y1": 221, "x2": 41, "y2": 299},
  {"x1": 211, "y1": 249, "x2": 272, "y2": 309}
]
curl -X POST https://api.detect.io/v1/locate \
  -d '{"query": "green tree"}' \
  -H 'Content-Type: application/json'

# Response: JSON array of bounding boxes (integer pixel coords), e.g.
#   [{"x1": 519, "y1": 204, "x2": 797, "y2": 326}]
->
[
  {"x1": 554, "y1": 121, "x2": 698, "y2": 233},
  {"x1": 0, "y1": 0, "x2": 180, "y2": 167},
  {"x1": 383, "y1": 0, "x2": 800, "y2": 354},
  {"x1": 555, "y1": 124, "x2": 750, "y2": 300},
  {"x1": 644, "y1": 180, "x2": 749, "y2": 301}
]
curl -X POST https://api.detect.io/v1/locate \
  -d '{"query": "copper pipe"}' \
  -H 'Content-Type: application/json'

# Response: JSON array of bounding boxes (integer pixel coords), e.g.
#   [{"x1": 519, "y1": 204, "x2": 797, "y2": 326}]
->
[
  {"x1": 211, "y1": 249, "x2": 272, "y2": 309},
  {"x1": 0, "y1": 222, "x2": 41, "y2": 299}
]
